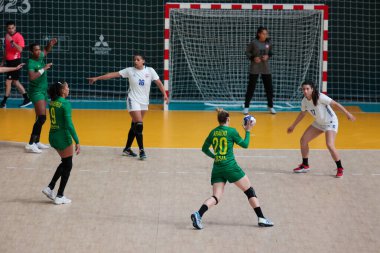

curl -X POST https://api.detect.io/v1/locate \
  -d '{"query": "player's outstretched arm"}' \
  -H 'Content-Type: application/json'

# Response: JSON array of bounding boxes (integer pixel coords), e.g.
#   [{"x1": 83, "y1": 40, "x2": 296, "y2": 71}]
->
[
  {"x1": 330, "y1": 100, "x2": 356, "y2": 121},
  {"x1": 44, "y1": 38, "x2": 58, "y2": 56},
  {"x1": 87, "y1": 72, "x2": 120, "y2": 84},
  {"x1": 0, "y1": 63, "x2": 24, "y2": 73},
  {"x1": 287, "y1": 111, "x2": 307, "y2": 133}
]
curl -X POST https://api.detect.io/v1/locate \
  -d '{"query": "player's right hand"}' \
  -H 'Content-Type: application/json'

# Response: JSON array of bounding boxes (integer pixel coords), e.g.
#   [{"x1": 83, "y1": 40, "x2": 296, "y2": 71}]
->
[
  {"x1": 87, "y1": 77, "x2": 97, "y2": 84},
  {"x1": 44, "y1": 63, "x2": 53, "y2": 70},
  {"x1": 5, "y1": 33, "x2": 12, "y2": 41},
  {"x1": 287, "y1": 126, "x2": 294, "y2": 134},
  {"x1": 243, "y1": 120, "x2": 254, "y2": 132}
]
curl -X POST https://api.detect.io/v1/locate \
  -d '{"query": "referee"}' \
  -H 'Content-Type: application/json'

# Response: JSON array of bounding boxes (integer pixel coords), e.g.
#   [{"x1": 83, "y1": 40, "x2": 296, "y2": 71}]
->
[{"x1": 0, "y1": 21, "x2": 31, "y2": 108}]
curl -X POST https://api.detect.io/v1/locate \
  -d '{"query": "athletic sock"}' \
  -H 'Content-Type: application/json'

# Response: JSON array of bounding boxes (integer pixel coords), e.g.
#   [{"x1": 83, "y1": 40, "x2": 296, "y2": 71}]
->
[
  {"x1": 22, "y1": 93, "x2": 28, "y2": 99},
  {"x1": 335, "y1": 160, "x2": 342, "y2": 168},
  {"x1": 125, "y1": 122, "x2": 135, "y2": 149},
  {"x1": 254, "y1": 207, "x2": 264, "y2": 218},
  {"x1": 302, "y1": 158, "x2": 309, "y2": 166},
  {"x1": 1, "y1": 96, "x2": 8, "y2": 104},
  {"x1": 29, "y1": 134, "x2": 38, "y2": 145},
  {"x1": 198, "y1": 204, "x2": 208, "y2": 217}
]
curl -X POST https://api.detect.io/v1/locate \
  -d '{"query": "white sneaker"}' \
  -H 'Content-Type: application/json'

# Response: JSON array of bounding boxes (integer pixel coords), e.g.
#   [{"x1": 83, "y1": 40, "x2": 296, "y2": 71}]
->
[
  {"x1": 25, "y1": 143, "x2": 42, "y2": 153},
  {"x1": 36, "y1": 142, "x2": 50, "y2": 149},
  {"x1": 258, "y1": 217, "x2": 274, "y2": 227},
  {"x1": 268, "y1": 107, "x2": 276, "y2": 114},
  {"x1": 243, "y1": 108, "x2": 249, "y2": 115},
  {"x1": 54, "y1": 196, "x2": 72, "y2": 205},
  {"x1": 42, "y1": 186, "x2": 56, "y2": 200}
]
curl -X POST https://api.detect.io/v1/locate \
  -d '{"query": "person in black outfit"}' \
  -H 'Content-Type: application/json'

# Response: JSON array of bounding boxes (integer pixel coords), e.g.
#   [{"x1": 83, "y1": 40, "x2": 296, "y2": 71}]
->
[{"x1": 243, "y1": 26, "x2": 276, "y2": 114}]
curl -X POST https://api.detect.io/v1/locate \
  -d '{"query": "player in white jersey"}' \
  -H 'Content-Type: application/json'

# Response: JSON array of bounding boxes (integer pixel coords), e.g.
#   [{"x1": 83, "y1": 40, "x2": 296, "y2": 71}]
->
[
  {"x1": 287, "y1": 80, "x2": 355, "y2": 178},
  {"x1": 87, "y1": 54, "x2": 169, "y2": 159}
]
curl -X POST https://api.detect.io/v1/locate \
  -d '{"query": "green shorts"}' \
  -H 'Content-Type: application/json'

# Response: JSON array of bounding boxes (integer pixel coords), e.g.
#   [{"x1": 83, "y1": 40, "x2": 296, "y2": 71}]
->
[
  {"x1": 211, "y1": 165, "x2": 246, "y2": 185},
  {"x1": 49, "y1": 131, "x2": 73, "y2": 150},
  {"x1": 29, "y1": 90, "x2": 48, "y2": 104}
]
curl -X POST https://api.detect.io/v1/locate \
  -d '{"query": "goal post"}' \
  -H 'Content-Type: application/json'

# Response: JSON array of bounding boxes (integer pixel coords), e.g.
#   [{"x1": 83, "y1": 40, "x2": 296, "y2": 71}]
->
[{"x1": 164, "y1": 3, "x2": 328, "y2": 110}]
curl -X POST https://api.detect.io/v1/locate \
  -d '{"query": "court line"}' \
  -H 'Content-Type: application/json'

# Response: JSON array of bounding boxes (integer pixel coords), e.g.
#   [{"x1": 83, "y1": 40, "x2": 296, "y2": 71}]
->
[
  {"x1": 2, "y1": 165, "x2": 380, "y2": 178},
  {"x1": 236, "y1": 155, "x2": 287, "y2": 158},
  {"x1": 2, "y1": 141, "x2": 380, "y2": 151}
]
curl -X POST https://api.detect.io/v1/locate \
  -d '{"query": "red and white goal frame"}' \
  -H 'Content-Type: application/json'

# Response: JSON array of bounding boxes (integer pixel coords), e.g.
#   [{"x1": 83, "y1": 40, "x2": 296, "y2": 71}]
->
[{"x1": 163, "y1": 3, "x2": 328, "y2": 110}]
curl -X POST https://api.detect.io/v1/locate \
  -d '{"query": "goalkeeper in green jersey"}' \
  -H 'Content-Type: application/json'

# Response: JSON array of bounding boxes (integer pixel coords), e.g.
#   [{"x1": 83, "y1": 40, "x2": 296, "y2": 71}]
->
[
  {"x1": 191, "y1": 108, "x2": 273, "y2": 229},
  {"x1": 25, "y1": 38, "x2": 57, "y2": 153},
  {"x1": 41, "y1": 81, "x2": 80, "y2": 205}
]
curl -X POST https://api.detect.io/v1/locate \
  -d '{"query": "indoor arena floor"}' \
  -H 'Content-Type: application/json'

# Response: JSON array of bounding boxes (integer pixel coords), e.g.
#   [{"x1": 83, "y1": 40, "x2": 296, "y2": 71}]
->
[{"x1": 0, "y1": 108, "x2": 379, "y2": 253}]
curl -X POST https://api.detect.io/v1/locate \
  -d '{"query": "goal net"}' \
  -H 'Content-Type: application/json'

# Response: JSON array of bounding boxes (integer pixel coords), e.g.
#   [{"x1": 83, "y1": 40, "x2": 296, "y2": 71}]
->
[{"x1": 165, "y1": 3, "x2": 328, "y2": 108}]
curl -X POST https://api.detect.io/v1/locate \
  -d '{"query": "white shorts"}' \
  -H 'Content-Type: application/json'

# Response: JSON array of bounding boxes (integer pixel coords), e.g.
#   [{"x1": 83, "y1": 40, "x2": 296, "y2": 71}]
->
[
  {"x1": 312, "y1": 120, "x2": 339, "y2": 132},
  {"x1": 126, "y1": 97, "x2": 148, "y2": 111}
]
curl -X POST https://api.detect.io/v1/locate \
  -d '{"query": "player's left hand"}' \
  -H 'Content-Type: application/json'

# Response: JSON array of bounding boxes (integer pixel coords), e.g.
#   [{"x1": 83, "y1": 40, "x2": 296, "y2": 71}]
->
[
  {"x1": 347, "y1": 113, "x2": 356, "y2": 121},
  {"x1": 164, "y1": 96, "x2": 169, "y2": 104},
  {"x1": 75, "y1": 144, "x2": 81, "y2": 155},
  {"x1": 16, "y1": 63, "x2": 25, "y2": 70},
  {"x1": 262, "y1": 55, "x2": 269, "y2": 61}
]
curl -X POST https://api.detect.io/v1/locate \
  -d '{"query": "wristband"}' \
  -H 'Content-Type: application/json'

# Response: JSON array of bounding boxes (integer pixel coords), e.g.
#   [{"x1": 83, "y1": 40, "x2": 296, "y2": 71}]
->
[{"x1": 38, "y1": 69, "x2": 45, "y2": 75}]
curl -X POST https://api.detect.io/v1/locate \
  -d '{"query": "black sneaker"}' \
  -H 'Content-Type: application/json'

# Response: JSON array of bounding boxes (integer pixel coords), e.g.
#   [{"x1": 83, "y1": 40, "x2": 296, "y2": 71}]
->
[
  {"x1": 122, "y1": 148, "x2": 137, "y2": 157},
  {"x1": 139, "y1": 150, "x2": 147, "y2": 160},
  {"x1": 19, "y1": 98, "x2": 32, "y2": 108},
  {"x1": 0, "y1": 102, "x2": 6, "y2": 108}
]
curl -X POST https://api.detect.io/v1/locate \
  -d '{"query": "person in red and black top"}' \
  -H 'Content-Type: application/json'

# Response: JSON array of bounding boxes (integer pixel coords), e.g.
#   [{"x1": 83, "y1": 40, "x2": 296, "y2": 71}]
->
[{"x1": 1, "y1": 21, "x2": 31, "y2": 108}]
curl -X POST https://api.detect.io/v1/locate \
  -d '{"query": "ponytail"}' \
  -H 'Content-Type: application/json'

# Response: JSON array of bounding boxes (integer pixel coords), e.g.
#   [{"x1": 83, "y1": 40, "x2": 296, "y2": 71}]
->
[
  {"x1": 216, "y1": 108, "x2": 230, "y2": 124},
  {"x1": 48, "y1": 81, "x2": 66, "y2": 101}
]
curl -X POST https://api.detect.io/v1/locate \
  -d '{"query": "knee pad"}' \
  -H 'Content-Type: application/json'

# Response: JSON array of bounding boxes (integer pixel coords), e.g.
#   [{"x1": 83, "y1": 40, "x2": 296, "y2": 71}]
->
[
  {"x1": 212, "y1": 195, "x2": 219, "y2": 205},
  {"x1": 135, "y1": 122, "x2": 143, "y2": 136},
  {"x1": 244, "y1": 187, "x2": 257, "y2": 199},
  {"x1": 36, "y1": 115, "x2": 46, "y2": 125}
]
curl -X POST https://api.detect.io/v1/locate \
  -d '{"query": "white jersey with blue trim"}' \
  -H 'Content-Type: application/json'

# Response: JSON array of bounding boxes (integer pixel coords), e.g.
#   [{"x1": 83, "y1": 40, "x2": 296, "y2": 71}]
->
[
  {"x1": 301, "y1": 93, "x2": 337, "y2": 125},
  {"x1": 119, "y1": 66, "x2": 159, "y2": 105}
]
